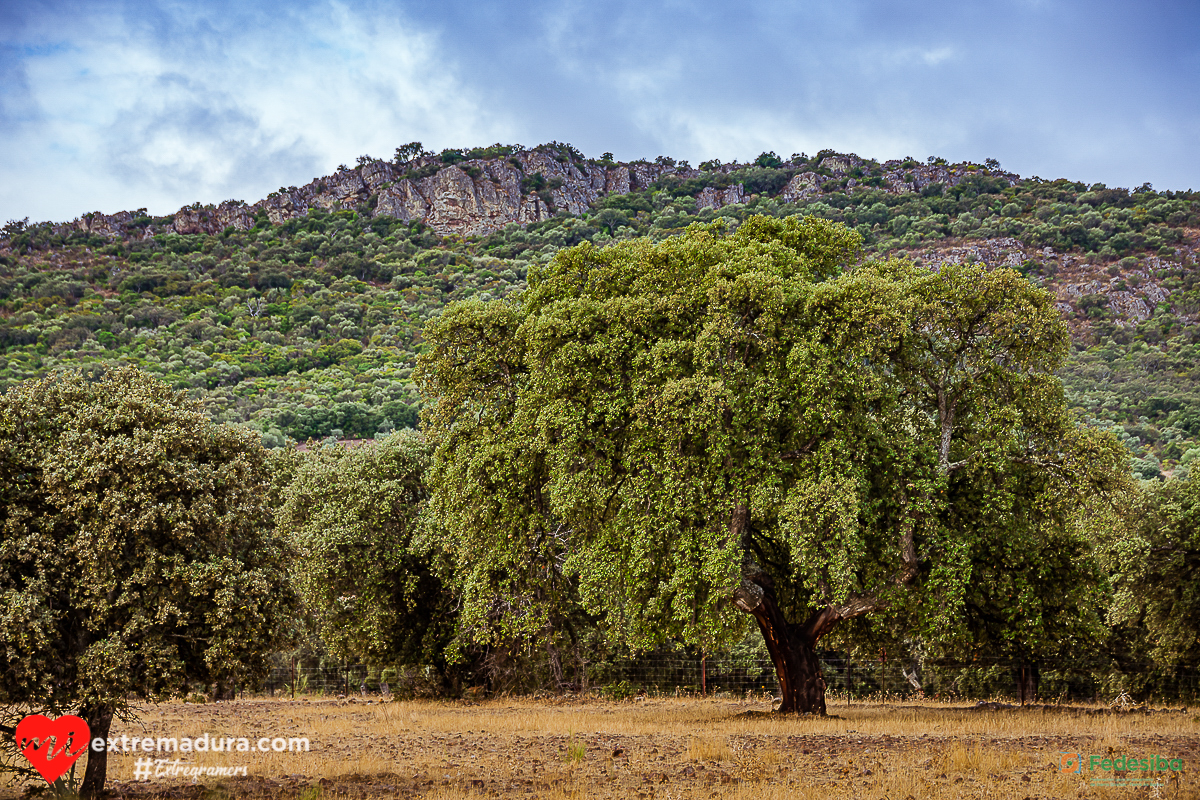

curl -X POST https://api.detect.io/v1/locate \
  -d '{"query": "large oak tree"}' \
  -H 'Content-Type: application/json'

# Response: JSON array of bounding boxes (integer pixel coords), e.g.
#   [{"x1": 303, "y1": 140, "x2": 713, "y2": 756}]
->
[
  {"x1": 417, "y1": 216, "x2": 1125, "y2": 714},
  {"x1": 0, "y1": 367, "x2": 296, "y2": 795}
]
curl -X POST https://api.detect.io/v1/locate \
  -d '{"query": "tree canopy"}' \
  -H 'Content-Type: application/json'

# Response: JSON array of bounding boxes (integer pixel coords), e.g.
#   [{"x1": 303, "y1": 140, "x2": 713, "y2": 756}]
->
[
  {"x1": 0, "y1": 366, "x2": 296, "y2": 795},
  {"x1": 418, "y1": 215, "x2": 1129, "y2": 713},
  {"x1": 276, "y1": 430, "x2": 455, "y2": 669},
  {"x1": 1108, "y1": 468, "x2": 1200, "y2": 665}
]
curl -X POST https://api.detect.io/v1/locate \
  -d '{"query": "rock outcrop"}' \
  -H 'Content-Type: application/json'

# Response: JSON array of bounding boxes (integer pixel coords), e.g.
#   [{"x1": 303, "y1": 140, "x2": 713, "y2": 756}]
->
[
  {"x1": 696, "y1": 184, "x2": 745, "y2": 209},
  {"x1": 10, "y1": 143, "x2": 1193, "y2": 338},
  {"x1": 172, "y1": 148, "x2": 676, "y2": 240},
  {"x1": 172, "y1": 201, "x2": 254, "y2": 234},
  {"x1": 909, "y1": 238, "x2": 1178, "y2": 328},
  {"x1": 43, "y1": 145, "x2": 1023, "y2": 243}
]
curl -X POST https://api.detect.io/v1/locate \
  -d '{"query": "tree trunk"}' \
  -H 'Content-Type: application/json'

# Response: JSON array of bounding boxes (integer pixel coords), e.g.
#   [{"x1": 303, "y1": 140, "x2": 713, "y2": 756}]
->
[
  {"x1": 730, "y1": 504, "x2": 896, "y2": 715},
  {"x1": 79, "y1": 704, "x2": 112, "y2": 798},
  {"x1": 1015, "y1": 662, "x2": 1039, "y2": 705},
  {"x1": 735, "y1": 578, "x2": 828, "y2": 714}
]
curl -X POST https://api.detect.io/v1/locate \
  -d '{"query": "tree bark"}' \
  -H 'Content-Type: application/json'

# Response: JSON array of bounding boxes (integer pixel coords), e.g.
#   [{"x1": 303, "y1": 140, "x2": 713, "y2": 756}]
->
[
  {"x1": 79, "y1": 704, "x2": 113, "y2": 798},
  {"x1": 734, "y1": 577, "x2": 828, "y2": 714},
  {"x1": 937, "y1": 382, "x2": 955, "y2": 474},
  {"x1": 1015, "y1": 662, "x2": 1039, "y2": 705},
  {"x1": 730, "y1": 504, "x2": 904, "y2": 715}
]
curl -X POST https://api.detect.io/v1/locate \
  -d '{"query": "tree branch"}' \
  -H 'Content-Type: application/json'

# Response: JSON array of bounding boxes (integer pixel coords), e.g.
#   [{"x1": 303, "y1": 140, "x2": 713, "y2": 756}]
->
[
  {"x1": 799, "y1": 594, "x2": 885, "y2": 642},
  {"x1": 897, "y1": 517, "x2": 919, "y2": 585},
  {"x1": 779, "y1": 438, "x2": 819, "y2": 460},
  {"x1": 937, "y1": 381, "x2": 955, "y2": 474}
]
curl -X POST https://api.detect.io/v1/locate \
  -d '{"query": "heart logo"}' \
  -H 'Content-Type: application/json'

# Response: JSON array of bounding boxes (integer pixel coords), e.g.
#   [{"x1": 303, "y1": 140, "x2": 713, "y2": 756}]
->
[{"x1": 15, "y1": 714, "x2": 91, "y2": 785}]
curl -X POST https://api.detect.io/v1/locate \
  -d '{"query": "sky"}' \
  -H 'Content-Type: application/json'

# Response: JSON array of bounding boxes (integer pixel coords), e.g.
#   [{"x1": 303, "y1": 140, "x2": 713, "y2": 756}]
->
[{"x1": 1, "y1": 0, "x2": 1198, "y2": 224}]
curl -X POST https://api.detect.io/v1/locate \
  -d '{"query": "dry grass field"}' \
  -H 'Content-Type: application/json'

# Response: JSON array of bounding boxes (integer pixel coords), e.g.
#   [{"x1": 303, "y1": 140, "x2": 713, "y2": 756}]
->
[{"x1": 6, "y1": 695, "x2": 1199, "y2": 799}]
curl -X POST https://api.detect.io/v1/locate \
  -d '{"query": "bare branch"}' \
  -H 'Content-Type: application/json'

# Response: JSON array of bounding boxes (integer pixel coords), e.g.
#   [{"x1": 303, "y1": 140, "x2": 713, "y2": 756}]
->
[{"x1": 800, "y1": 594, "x2": 884, "y2": 642}]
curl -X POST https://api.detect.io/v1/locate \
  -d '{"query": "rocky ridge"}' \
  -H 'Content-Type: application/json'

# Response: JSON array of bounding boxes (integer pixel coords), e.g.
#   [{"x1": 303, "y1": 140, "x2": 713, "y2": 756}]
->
[
  {"x1": 897, "y1": 237, "x2": 1192, "y2": 333},
  {"x1": 43, "y1": 147, "x2": 1020, "y2": 242},
  {"x1": 12, "y1": 143, "x2": 1191, "y2": 336}
]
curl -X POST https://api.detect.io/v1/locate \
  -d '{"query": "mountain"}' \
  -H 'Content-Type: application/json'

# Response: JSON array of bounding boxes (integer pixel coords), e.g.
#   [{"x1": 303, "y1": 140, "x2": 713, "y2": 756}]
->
[
  {"x1": 1, "y1": 142, "x2": 1198, "y2": 478},
  {"x1": 7, "y1": 144, "x2": 1025, "y2": 240}
]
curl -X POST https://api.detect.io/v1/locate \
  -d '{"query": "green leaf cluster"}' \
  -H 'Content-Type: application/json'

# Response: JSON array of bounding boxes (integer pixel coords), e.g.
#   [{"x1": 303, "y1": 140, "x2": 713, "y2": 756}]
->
[
  {"x1": 0, "y1": 366, "x2": 296, "y2": 712},
  {"x1": 276, "y1": 430, "x2": 454, "y2": 666}
]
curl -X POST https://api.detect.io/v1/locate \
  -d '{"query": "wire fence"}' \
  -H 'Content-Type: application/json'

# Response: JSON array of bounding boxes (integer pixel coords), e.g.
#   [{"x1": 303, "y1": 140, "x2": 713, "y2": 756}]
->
[{"x1": 247, "y1": 653, "x2": 1200, "y2": 705}]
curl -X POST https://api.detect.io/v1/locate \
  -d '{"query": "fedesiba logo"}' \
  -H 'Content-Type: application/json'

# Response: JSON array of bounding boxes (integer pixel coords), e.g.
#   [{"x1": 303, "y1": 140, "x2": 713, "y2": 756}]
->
[{"x1": 1060, "y1": 752, "x2": 1184, "y2": 774}]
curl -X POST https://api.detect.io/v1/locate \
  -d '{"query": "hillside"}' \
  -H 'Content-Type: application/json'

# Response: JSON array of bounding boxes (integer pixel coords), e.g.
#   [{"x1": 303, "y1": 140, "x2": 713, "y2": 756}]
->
[{"x1": 1, "y1": 142, "x2": 1198, "y2": 478}]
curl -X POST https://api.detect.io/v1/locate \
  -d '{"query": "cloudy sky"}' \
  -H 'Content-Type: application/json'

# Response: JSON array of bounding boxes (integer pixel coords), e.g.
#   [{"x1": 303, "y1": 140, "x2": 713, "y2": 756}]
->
[{"x1": 1, "y1": 0, "x2": 1197, "y2": 224}]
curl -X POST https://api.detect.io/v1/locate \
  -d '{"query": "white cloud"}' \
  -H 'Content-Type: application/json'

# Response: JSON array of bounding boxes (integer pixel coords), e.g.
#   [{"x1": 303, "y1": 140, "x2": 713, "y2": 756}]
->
[
  {"x1": 0, "y1": 1, "x2": 514, "y2": 222},
  {"x1": 917, "y1": 46, "x2": 956, "y2": 66},
  {"x1": 642, "y1": 105, "x2": 928, "y2": 167}
]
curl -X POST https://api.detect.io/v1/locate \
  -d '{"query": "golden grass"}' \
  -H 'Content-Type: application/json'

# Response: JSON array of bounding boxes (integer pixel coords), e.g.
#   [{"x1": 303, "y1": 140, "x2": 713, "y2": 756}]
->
[
  {"x1": 685, "y1": 735, "x2": 732, "y2": 762},
  {"x1": 3, "y1": 696, "x2": 1196, "y2": 799}
]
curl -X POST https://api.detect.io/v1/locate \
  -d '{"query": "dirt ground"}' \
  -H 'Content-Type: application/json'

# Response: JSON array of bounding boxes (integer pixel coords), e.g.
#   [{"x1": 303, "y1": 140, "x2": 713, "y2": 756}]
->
[{"x1": 7, "y1": 696, "x2": 1199, "y2": 799}]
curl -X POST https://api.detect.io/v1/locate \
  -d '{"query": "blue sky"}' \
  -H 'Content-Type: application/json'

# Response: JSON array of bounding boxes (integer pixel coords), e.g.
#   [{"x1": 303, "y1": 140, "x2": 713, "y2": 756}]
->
[{"x1": 1, "y1": 0, "x2": 1197, "y2": 224}]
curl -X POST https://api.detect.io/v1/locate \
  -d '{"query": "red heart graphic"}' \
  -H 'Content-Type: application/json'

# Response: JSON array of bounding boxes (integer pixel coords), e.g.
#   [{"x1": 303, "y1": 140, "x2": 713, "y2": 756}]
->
[{"x1": 15, "y1": 714, "x2": 91, "y2": 785}]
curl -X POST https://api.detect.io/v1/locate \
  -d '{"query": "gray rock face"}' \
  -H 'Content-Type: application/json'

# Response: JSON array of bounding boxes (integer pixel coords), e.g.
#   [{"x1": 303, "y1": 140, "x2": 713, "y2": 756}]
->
[
  {"x1": 40, "y1": 147, "x2": 1025, "y2": 242},
  {"x1": 780, "y1": 173, "x2": 823, "y2": 203},
  {"x1": 173, "y1": 201, "x2": 252, "y2": 234},
  {"x1": 76, "y1": 210, "x2": 135, "y2": 238},
  {"x1": 696, "y1": 184, "x2": 745, "y2": 209},
  {"x1": 375, "y1": 180, "x2": 429, "y2": 223},
  {"x1": 821, "y1": 156, "x2": 853, "y2": 174},
  {"x1": 422, "y1": 164, "x2": 546, "y2": 237},
  {"x1": 153, "y1": 151, "x2": 680, "y2": 239},
  {"x1": 911, "y1": 238, "x2": 1178, "y2": 327}
]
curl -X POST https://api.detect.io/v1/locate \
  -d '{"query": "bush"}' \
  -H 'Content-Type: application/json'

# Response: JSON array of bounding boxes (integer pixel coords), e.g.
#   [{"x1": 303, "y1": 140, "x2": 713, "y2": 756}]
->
[{"x1": 754, "y1": 151, "x2": 783, "y2": 168}]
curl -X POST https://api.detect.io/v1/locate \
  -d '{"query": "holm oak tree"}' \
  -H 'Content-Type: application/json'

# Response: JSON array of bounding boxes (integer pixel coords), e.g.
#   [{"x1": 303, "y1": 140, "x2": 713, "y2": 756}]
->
[
  {"x1": 0, "y1": 367, "x2": 296, "y2": 795},
  {"x1": 417, "y1": 216, "x2": 1124, "y2": 714}
]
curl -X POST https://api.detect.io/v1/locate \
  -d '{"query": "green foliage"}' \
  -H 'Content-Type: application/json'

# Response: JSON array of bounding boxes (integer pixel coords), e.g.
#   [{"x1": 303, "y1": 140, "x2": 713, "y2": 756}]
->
[
  {"x1": 927, "y1": 424, "x2": 1132, "y2": 669},
  {"x1": 1107, "y1": 470, "x2": 1200, "y2": 664},
  {"x1": 0, "y1": 366, "x2": 296, "y2": 790},
  {"x1": 565, "y1": 733, "x2": 586, "y2": 763},
  {"x1": 0, "y1": 212, "x2": 525, "y2": 441},
  {"x1": 4, "y1": 142, "x2": 1194, "y2": 708},
  {"x1": 521, "y1": 172, "x2": 548, "y2": 194},
  {"x1": 393, "y1": 142, "x2": 425, "y2": 164},
  {"x1": 465, "y1": 143, "x2": 519, "y2": 161},
  {"x1": 1, "y1": 147, "x2": 1195, "y2": 480},
  {"x1": 277, "y1": 431, "x2": 453, "y2": 665},
  {"x1": 418, "y1": 216, "x2": 1110, "y2": 687},
  {"x1": 728, "y1": 166, "x2": 791, "y2": 196},
  {"x1": 754, "y1": 151, "x2": 784, "y2": 168},
  {"x1": 0, "y1": 365, "x2": 296, "y2": 699}
]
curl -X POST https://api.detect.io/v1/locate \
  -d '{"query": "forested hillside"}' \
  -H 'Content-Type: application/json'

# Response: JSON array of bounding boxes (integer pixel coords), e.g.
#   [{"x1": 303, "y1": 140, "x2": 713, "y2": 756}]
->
[{"x1": 1, "y1": 143, "x2": 1198, "y2": 478}]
